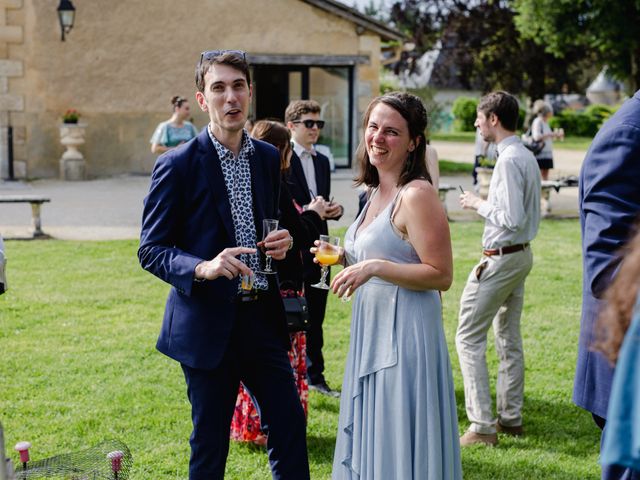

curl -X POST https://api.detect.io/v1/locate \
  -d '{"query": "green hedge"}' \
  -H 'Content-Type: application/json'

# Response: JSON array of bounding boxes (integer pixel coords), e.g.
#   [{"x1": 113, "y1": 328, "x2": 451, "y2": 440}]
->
[
  {"x1": 451, "y1": 97, "x2": 478, "y2": 132},
  {"x1": 549, "y1": 104, "x2": 617, "y2": 137},
  {"x1": 451, "y1": 97, "x2": 526, "y2": 132}
]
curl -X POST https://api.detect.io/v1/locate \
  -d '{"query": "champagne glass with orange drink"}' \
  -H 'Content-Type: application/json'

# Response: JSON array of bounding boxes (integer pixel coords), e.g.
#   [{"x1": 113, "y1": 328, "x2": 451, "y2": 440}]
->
[{"x1": 312, "y1": 234, "x2": 341, "y2": 290}]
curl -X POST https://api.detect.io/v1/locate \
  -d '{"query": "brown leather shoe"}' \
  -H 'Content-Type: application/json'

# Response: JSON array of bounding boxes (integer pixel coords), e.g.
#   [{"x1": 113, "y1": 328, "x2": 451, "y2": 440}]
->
[
  {"x1": 459, "y1": 430, "x2": 498, "y2": 447},
  {"x1": 496, "y1": 423, "x2": 524, "y2": 436}
]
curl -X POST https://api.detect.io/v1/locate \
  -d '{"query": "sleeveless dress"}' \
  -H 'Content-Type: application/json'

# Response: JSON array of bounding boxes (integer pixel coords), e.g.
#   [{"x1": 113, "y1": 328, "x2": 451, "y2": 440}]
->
[{"x1": 332, "y1": 188, "x2": 462, "y2": 480}]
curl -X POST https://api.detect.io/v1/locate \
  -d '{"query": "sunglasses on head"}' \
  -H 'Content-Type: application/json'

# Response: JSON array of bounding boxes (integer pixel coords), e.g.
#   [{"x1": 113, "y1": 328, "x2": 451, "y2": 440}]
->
[
  {"x1": 293, "y1": 119, "x2": 325, "y2": 129},
  {"x1": 199, "y1": 49, "x2": 246, "y2": 65}
]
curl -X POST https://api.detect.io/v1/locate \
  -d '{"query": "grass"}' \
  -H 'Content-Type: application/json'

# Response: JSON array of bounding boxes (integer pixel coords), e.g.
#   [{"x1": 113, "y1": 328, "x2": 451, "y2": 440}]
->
[
  {"x1": 440, "y1": 159, "x2": 475, "y2": 175},
  {"x1": 432, "y1": 131, "x2": 593, "y2": 151},
  {"x1": 0, "y1": 219, "x2": 600, "y2": 479}
]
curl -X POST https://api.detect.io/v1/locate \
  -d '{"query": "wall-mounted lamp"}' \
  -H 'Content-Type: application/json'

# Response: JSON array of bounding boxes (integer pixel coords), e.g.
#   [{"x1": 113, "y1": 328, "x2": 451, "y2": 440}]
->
[{"x1": 57, "y1": 0, "x2": 75, "y2": 41}]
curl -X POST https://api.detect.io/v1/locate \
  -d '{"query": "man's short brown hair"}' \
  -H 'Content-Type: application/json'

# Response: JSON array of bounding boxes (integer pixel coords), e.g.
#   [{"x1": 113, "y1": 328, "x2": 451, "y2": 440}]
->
[
  {"x1": 284, "y1": 100, "x2": 321, "y2": 123},
  {"x1": 195, "y1": 50, "x2": 250, "y2": 93},
  {"x1": 477, "y1": 91, "x2": 520, "y2": 132}
]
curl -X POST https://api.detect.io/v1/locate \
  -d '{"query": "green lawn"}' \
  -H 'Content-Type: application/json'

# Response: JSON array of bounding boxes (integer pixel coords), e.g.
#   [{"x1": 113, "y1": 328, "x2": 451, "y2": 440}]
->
[
  {"x1": 0, "y1": 220, "x2": 601, "y2": 479},
  {"x1": 432, "y1": 131, "x2": 592, "y2": 151},
  {"x1": 440, "y1": 159, "x2": 475, "y2": 175}
]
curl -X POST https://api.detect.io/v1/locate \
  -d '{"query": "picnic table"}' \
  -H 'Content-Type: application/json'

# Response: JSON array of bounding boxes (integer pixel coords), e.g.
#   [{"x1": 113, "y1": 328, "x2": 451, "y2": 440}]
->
[{"x1": 540, "y1": 176, "x2": 579, "y2": 216}]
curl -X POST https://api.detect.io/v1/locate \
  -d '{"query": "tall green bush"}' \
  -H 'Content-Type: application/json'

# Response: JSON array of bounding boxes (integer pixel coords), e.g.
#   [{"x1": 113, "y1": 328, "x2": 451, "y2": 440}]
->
[
  {"x1": 452, "y1": 97, "x2": 478, "y2": 132},
  {"x1": 408, "y1": 86, "x2": 444, "y2": 136},
  {"x1": 549, "y1": 104, "x2": 618, "y2": 137}
]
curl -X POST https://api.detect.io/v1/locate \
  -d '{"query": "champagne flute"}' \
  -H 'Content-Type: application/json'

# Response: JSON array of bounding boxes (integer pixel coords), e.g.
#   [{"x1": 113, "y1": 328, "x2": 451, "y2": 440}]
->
[
  {"x1": 260, "y1": 218, "x2": 279, "y2": 274},
  {"x1": 312, "y1": 234, "x2": 340, "y2": 290}
]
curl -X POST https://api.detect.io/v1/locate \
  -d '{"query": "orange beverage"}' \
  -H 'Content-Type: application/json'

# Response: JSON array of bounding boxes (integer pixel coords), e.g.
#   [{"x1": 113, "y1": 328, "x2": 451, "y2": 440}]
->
[
  {"x1": 316, "y1": 251, "x2": 339, "y2": 266},
  {"x1": 241, "y1": 273, "x2": 254, "y2": 291}
]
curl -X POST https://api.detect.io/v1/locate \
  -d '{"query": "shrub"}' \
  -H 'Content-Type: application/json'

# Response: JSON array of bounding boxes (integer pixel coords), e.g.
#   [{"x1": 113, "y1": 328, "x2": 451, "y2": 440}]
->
[
  {"x1": 550, "y1": 104, "x2": 618, "y2": 137},
  {"x1": 408, "y1": 86, "x2": 444, "y2": 136},
  {"x1": 451, "y1": 97, "x2": 478, "y2": 132},
  {"x1": 585, "y1": 104, "x2": 616, "y2": 125},
  {"x1": 518, "y1": 108, "x2": 526, "y2": 131}
]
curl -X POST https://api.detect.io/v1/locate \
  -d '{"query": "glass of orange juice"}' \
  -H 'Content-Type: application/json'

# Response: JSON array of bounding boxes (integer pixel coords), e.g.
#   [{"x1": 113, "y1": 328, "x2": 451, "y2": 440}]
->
[{"x1": 312, "y1": 234, "x2": 340, "y2": 290}]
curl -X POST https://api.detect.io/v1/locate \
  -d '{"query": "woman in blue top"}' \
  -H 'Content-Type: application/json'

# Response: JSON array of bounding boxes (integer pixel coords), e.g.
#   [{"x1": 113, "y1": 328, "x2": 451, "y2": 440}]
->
[
  {"x1": 595, "y1": 222, "x2": 640, "y2": 479},
  {"x1": 149, "y1": 96, "x2": 198, "y2": 154}
]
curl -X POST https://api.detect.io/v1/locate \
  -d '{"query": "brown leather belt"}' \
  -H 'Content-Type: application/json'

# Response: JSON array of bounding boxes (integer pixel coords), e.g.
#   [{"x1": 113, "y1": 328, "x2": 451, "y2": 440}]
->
[{"x1": 483, "y1": 243, "x2": 529, "y2": 256}]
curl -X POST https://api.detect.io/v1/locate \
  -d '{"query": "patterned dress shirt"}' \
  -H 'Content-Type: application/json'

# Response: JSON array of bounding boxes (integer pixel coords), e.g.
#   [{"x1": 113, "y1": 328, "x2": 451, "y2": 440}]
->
[{"x1": 207, "y1": 126, "x2": 268, "y2": 291}]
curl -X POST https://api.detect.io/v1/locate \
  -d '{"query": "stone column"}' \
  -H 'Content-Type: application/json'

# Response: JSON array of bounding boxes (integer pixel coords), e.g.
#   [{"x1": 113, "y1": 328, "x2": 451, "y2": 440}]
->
[
  {"x1": 0, "y1": 0, "x2": 24, "y2": 178},
  {"x1": 59, "y1": 123, "x2": 87, "y2": 180},
  {"x1": 476, "y1": 167, "x2": 493, "y2": 199}
]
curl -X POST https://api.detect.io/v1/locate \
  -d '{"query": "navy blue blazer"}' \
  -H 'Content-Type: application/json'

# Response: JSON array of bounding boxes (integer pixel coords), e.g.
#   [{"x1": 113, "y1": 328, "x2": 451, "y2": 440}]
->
[
  {"x1": 574, "y1": 90, "x2": 640, "y2": 418},
  {"x1": 138, "y1": 129, "x2": 288, "y2": 370}
]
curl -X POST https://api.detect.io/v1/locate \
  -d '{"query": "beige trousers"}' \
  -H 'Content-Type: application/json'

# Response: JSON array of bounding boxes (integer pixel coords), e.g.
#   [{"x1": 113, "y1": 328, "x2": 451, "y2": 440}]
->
[{"x1": 455, "y1": 247, "x2": 533, "y2": 434}]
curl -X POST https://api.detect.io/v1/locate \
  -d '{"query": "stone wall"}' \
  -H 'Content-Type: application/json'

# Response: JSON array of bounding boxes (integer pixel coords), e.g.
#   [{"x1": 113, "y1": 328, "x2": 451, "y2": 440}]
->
[
  {"x1": 11, "y1": 0, "x2": 382, "y2": 178},
  {"x1": 0, "y1": 0, "x2": 25, "y2": 178}
]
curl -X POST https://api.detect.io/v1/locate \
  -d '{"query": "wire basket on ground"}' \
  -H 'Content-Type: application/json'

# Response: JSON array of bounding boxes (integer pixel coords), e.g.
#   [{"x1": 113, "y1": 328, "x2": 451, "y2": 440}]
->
[{"x1": 13, "y1": 439, "x2": 131, "y2": 480}]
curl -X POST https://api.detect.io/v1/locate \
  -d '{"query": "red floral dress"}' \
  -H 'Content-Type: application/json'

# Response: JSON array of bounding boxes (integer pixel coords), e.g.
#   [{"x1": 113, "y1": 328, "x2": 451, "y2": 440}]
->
[{"x1": 230, "y1": 331, "x2": 308, "y2": 445}]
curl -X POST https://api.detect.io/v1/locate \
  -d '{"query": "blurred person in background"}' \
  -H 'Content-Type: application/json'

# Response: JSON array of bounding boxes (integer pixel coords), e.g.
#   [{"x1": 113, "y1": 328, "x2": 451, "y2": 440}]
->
[
  {"x1": 285, "y1": 99, "x2": 344, "y2": 397},
  {"x1": 594, "y1": 220, "x2": 640, "y2": 479},
  {"x1": 150, "y1": 96, "x2": 198, "y2": 154},
  {"x1": 230, "y1": 119, "x2": 327, "y2": 445},
  {"x1": 530, "y1": 100, "x2": 564, "y2": 181}
]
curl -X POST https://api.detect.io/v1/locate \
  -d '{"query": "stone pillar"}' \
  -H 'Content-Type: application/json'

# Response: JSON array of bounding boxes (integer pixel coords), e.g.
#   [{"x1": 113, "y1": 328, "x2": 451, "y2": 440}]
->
[
  {"x1": 0, "y1": 0, "x2": 24, "y2": 179},
  {"x1": 476, "y1": 167, "x2": 493, "y2": 199},
  {"x1": 59, "y1": 123, "x2": 87, "y2": 180}
]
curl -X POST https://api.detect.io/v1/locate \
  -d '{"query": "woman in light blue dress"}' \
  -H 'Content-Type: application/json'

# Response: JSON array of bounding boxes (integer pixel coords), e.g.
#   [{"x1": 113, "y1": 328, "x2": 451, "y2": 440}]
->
[
  {"x1": 149, "y1": 96, "x2": 198, "y2": 154},
  {"x1": 327, "y1": 92, "x2": 462, "y2": 479},
  {"x1": 595, "y1": 223, "x2": 640, "y2": 478}
]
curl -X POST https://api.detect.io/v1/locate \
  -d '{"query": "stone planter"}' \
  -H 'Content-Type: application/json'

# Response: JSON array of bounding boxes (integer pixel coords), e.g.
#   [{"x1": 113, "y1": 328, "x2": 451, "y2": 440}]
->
[
  {"x1": 475, "y1": 167, "x2": 494, "y2": 199},
  {"x1": 59, "y1": 123, "x2": 87, "y2": 180}
]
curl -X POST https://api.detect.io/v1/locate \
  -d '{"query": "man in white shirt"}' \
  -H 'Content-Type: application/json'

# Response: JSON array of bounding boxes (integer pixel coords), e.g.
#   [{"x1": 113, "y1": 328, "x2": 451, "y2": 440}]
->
[
  {"x1": 456, "y1": 91, "x2": 541, "y2": 447},
  {"x1": 285, "y1": 99, "x2": 344, "y2": 397}
]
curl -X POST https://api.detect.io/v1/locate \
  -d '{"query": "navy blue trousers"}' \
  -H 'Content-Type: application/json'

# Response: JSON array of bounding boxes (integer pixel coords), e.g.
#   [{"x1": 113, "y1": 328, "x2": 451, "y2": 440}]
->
[{"x1": 181, "y1": 300, "x2": 309, "y2": 480}]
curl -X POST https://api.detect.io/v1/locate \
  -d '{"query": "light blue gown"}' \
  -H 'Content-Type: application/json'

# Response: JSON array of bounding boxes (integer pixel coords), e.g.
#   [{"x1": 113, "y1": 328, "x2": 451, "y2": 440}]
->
[
  {"x1": 332, "y1": 188, "x2": 463, "y2": 479},
  {"x1": 600, "y1": 295, "x2": 640, "y2": 472}
]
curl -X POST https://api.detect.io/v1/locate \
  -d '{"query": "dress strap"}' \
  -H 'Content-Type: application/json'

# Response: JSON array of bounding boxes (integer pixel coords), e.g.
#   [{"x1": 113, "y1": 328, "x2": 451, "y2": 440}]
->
[{"x1": 389, "y1": 184, "x2": 410, "y2": 221}]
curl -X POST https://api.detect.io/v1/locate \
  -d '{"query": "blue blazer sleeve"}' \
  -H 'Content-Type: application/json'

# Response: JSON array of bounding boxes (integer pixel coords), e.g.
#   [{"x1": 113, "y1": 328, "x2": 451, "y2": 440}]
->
[
  {"x1": 581, "y1": 109, "x2": 640, "y2": 298},
  {"x1": 138, "y1": 149, "x2": 203, "y2": 297}
]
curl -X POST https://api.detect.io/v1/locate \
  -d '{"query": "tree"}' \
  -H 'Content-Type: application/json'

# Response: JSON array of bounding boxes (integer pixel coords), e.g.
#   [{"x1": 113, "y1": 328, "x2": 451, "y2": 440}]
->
[
  {"x1": 388, "y1": 0, "x2": 596, "y2": 99},
  {"x1": 513, "y1": 0, "x2": 640, "y2": 93}
]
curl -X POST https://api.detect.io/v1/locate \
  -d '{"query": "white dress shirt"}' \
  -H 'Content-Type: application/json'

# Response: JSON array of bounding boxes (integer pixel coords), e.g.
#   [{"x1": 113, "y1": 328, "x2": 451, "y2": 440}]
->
[
  {"x1": 476, "y1": 135, "x2": 541, "y2": 249},
  {"x1": 292, "y1": 140, "x2": 318, "y2": 198}
]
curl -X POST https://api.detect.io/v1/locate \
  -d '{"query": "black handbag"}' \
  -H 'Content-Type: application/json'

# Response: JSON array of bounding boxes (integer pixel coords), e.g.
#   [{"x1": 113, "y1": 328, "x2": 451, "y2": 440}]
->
[{"x1": 280, "y1": 287, "x2": 310, "y2": 332}]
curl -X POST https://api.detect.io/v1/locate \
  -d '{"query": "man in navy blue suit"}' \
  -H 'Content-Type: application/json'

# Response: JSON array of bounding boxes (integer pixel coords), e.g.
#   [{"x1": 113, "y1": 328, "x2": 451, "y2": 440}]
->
[
  {"x1": 285, "y1": 99, "x2": 344, "y2": 397},
  {"x1": 575, "y1": 89, "x2": 640, "y2": 480},
  {"x1": 138, "y1": 50, "x2": 309, "y2": 479}
]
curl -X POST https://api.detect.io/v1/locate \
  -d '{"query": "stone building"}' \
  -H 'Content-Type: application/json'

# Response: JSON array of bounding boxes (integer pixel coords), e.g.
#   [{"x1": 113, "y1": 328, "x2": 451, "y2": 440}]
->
[{"x1": 0, "y1": 0, "x2": 402, "y2": 179}]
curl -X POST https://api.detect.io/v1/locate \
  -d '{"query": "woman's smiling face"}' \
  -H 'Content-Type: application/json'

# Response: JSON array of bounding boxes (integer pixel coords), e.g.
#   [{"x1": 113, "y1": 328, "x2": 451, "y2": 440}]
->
[{"x1": 365, "y1": 102, "x2": 415, "y2": 174}]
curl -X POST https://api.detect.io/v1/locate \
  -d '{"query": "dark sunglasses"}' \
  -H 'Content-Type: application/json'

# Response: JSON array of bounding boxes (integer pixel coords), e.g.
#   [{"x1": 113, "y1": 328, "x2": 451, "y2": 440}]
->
[
  {"x1": 293, "y1": 119, "x2": 325, "y2": 129},
  {"x1": 199, "y1": 49, "x2": 246, "y2": 65}
]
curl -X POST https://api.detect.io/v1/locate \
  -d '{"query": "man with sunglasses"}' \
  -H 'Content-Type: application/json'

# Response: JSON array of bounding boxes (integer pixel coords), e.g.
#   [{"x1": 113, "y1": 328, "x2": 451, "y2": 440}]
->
[
  {"x1": 285, "y1": 99, "x2": 344, "y2": 397},
  {"x1": 139, "y1": 50, "x2": 309, "y2": 479}
]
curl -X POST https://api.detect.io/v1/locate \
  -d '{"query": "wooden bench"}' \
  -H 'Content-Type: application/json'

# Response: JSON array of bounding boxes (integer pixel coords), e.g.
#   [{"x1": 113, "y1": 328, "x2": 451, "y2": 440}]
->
[{"x1": 0, "y1": 195, "x2": 51, "y2": 237}]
